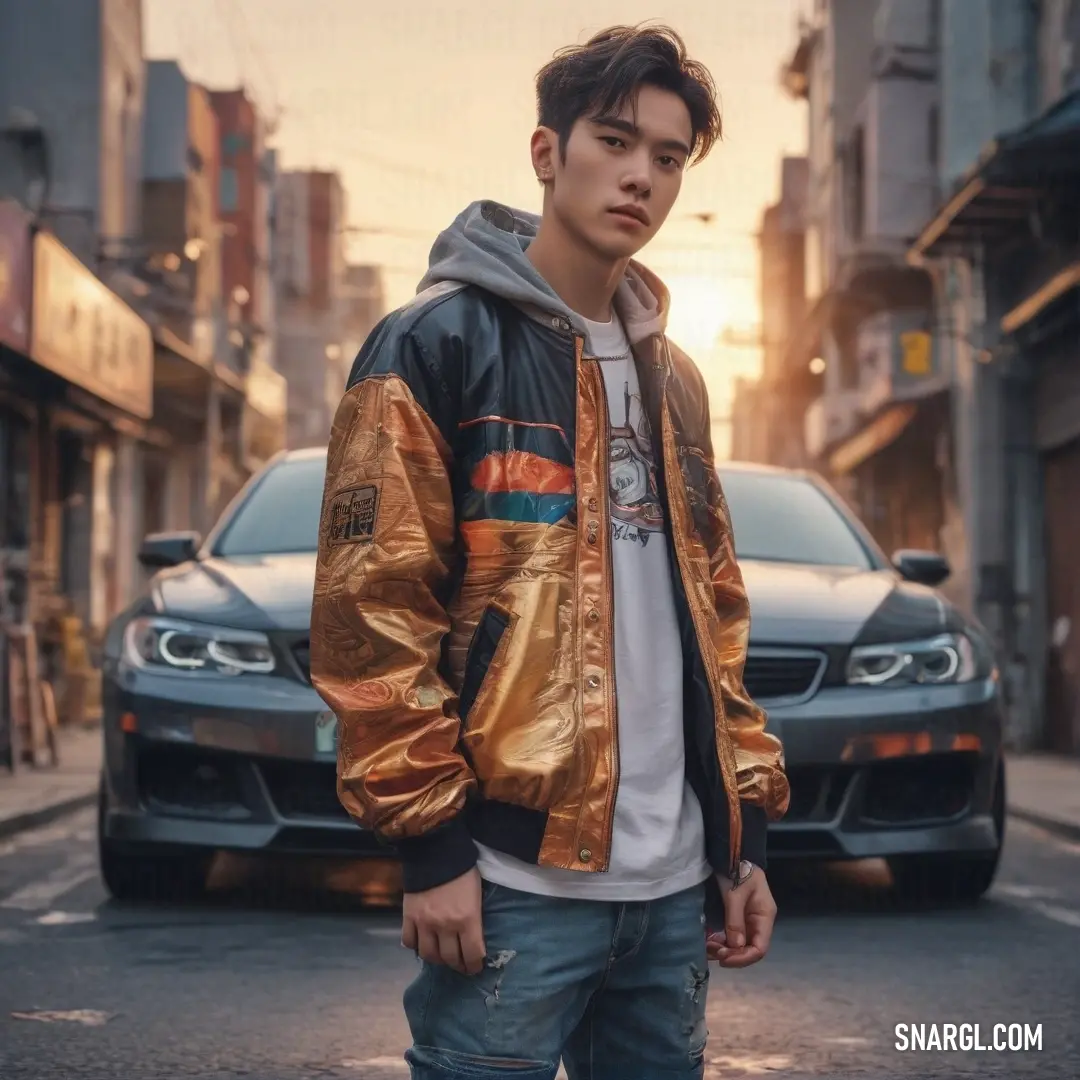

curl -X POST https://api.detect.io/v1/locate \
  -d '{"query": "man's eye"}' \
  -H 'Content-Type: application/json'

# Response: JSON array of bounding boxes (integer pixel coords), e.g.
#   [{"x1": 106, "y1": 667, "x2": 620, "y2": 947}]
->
[
  {"x1": 601, "y1": 136, "x2": 625, "y2": 148},
  {"x1": 658, "y1": 156, "x2": 683, "y2": 169}
]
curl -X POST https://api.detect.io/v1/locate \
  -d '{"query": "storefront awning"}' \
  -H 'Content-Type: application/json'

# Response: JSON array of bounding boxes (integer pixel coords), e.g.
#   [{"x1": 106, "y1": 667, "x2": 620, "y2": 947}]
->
[
  {"x1": 828, "y1": 402, "x2": 918, "y2": 476},
  {"x1": 1001, "y1": 260, "x2": 1080, "y2": 336},
  {"x1": 909, "y1": 88, "x2": 1080, "y2": 261}
]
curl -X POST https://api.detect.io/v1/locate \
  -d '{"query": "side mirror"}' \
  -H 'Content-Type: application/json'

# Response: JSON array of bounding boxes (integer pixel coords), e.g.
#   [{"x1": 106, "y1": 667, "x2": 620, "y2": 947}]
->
[
  {"x1": 892, "y1": 548, "x2": 951, "y2": 587},
  {"x1": 138, "y1": 530, "x2": 201, "y2": 569}
]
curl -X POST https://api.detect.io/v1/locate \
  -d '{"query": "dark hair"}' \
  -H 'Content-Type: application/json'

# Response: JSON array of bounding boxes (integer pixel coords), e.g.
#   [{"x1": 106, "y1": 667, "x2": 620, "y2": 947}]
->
[{"x1": 535, "y1": 24, "x2": 722, "y2": 166}]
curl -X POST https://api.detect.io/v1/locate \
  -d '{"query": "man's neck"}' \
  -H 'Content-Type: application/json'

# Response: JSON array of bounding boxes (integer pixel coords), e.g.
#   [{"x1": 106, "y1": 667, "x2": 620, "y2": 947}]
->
[{"x1": 526, "y1": 212, "x2": 627, "y2": 323}]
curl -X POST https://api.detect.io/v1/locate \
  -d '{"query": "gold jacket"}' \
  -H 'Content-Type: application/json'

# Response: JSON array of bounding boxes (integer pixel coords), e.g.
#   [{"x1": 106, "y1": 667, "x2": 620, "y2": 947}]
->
[{"x1": 311, "y1": 209, "x2": 788, "y2": 893}]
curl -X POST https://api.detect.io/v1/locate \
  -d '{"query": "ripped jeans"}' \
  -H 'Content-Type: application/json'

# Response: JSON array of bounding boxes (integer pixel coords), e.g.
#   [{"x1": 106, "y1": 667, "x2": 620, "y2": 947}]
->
[{"x1": 403, "y1": 879, "x2": 709, "y2": 1080}]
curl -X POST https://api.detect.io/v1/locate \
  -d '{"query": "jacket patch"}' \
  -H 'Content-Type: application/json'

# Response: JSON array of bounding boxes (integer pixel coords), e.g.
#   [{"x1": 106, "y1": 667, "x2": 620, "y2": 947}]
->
[{"x1": 327, "y1": 484, "x2": 380, "y2": 545}]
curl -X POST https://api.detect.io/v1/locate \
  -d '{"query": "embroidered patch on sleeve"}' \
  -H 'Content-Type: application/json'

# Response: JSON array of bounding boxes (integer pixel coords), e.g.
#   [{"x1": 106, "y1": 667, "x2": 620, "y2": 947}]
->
[{"x1": 326, "y1": 483, "x2": 380, "y2": 545}]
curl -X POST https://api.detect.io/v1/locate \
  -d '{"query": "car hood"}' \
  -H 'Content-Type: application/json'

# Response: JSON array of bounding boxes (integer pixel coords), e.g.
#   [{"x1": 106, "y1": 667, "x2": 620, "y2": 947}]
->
[
  {"x1": 149, "y1": 553, "x2": 964, "y2": 645},
  {"x1": 151, "y1": 553, "x2": 318, "y2": 631},
  {"x1": 738, "y1": 560, "x2": 964, "y2": 646}
]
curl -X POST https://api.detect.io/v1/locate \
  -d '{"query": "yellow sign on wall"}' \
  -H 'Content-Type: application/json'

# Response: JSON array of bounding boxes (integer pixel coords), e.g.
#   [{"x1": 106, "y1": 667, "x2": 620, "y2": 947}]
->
[{"x1": 900, "y1": 330, "x2": 932, "y2": 376}]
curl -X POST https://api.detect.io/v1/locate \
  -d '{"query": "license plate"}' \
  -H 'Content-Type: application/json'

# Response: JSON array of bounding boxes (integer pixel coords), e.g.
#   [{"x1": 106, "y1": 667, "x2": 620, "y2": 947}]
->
[{"x1": 314, "y1": 710, "x2": 338, "y2": 756}]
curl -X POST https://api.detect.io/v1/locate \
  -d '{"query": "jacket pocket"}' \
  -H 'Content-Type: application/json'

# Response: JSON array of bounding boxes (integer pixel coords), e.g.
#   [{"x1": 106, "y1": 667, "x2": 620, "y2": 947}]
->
[{"x1": 458, "y1": 605, "x2": 510, "y2": 726}]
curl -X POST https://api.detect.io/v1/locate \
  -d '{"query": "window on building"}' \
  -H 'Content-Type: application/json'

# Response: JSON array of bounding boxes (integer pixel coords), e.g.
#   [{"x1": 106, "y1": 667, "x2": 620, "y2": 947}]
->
[
  {"x1": 222, "y1": 132, "x2": 249, "y2": 158},
  {"x1": 220, "y1": 167, "x2": 239, "y2": 212}
]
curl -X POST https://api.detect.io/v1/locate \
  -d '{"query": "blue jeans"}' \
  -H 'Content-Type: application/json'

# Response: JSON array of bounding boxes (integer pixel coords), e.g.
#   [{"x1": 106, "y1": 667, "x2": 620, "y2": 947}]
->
[{"x1": 403, "y1": 879, "x2": 710, "y2": 1079}]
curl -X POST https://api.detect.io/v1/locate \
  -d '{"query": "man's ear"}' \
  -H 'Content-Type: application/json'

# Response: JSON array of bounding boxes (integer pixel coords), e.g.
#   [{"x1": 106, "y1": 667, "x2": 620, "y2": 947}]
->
[{"x1": 530, "y1": 126, "x2": 558, "y2": 184}]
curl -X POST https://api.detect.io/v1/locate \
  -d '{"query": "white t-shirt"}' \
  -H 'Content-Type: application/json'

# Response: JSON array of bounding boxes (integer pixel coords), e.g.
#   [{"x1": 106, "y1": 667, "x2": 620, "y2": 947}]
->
[{"x1": 474, "y1": 313, "x2": 711, "y2": 900}]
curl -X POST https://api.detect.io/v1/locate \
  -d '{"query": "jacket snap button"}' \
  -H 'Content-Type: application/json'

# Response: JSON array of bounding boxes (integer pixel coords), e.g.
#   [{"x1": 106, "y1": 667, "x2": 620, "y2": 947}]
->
[
  {"x1": 579, "y1": 848, "x2": 592, "y2": 862},
  {"x1": 587, "y1": 534, "x2": 597, "y2": 545},
  {"x1": 586, "y1": 675, "x2": 600, "y2": 689},
  {"x1": 588, "y1": 498, "x2": 598, "y2": 511},
  {"x1": 587, "y1": 609, "x2": 600, "y2": 623}
]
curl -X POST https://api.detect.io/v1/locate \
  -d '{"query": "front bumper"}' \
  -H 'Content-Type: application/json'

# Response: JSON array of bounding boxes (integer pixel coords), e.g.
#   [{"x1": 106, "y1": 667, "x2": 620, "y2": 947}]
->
[
  {"x1": 100, "y1": 661, "x2": 382, "y2": 858},
  {"x1": 101, "y1": 662, "x2": 1006, "y2": 865},
  {"x1": 763, "y1": 677, "x2": 1005, "y2": 860}
]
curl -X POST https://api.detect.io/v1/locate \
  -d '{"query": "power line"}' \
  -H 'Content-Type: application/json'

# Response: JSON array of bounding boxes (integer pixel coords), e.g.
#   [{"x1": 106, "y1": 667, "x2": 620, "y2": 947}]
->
[
  {"x1": 213, "y1": 0, "x2": 281, "y2": 126},
  {"x1": 214, "y1": 0, "x2": 248, "y2": 89},
  {"x1": 228, "y1": 0, "x2": 282, "y2": 116}
]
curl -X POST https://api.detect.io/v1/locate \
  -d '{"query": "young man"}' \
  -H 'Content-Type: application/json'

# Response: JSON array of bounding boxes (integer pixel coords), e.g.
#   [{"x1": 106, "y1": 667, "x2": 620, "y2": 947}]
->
[{"x1": 311, "y1": 23, "x2": 789, "y2": 1080}]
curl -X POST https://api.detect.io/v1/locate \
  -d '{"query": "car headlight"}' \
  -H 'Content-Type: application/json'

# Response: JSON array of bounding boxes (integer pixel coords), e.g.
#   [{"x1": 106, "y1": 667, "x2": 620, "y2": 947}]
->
[
  {"x1": 846, "y1": 632, "x2": 977, "y2": 687},
  {"x1": 123, "y1": 616, "x2": 276, "y2": 676}
]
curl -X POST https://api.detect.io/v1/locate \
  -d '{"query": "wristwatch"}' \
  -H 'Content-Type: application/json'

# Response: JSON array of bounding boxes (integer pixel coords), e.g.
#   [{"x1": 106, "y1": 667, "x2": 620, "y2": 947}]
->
[{"x1": 731, "y1": 860, "x2": 756, "y2": 887}]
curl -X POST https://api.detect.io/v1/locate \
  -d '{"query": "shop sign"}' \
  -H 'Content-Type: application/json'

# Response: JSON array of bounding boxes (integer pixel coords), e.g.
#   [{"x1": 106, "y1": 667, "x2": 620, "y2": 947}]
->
[
  {"x1": 856, "y1": 310, "x2": 940, "y2": 416},
  {"x1": 30, "y1": 231, "x2": 153, "y2": 419},
  {"x1": 0, "y1": 200, "x2": 32, "y2": 355}
]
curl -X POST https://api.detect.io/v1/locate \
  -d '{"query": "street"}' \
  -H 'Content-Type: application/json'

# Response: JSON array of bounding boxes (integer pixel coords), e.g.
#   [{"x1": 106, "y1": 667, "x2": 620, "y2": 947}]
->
[{"x1": 0, "y1": 812, "x2": 1076, "y2": 1080}]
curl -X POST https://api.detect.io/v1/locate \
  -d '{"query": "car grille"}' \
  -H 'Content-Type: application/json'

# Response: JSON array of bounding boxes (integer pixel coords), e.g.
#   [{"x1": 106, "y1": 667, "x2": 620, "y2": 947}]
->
[
  {"x1": 259, "y1": 759, "x2": 348, "y2": 821},
  {"x1": 289, "y1": 640, "x2": 824, "y2": 700},
  {"x1": 743, "y1": 650, "x2": 825, "y2": 702}
]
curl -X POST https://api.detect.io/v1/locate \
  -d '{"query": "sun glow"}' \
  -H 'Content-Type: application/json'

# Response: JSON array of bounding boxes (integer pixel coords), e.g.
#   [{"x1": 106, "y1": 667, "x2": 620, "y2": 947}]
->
[{"x1": 663, "y1": 274, "x2": 732, "y2": 356}]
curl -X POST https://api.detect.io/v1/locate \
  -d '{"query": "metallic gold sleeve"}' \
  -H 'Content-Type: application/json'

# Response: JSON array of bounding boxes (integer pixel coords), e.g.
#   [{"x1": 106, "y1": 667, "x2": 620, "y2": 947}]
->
[
  {"x1": 708, "y1": 474, "x2": 791, "y2": 823},
  {"x1": 309, "y1": 371, "x2": 477, "y2": 844}
]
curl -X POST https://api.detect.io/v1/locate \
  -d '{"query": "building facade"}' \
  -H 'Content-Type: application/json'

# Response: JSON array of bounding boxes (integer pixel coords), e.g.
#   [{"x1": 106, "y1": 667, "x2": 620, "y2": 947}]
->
[
  {"x1": 274, "y1": 169, "x2": 349, "y2": 449},
  {"x1": 750, "y1": 156, "x2": 816, "y2": 468},
  {"x1": 0, "y1": 0, "x2": 145, "y2": 266},
  {"x1": 762, "y1": 0, "x2": 1080, "y2": 753},
  {"x1": 0, "y1": 8, "x2": 286, "y2": 749},
  {"x1": 0, "y1": 0, "x2": 154, "y2": 734},
  {"x1": 910, "y1": 0, "x2": 1080, "y2": 752},
  {"x1": 208, "y1": 87, "x2": 284, "y2": 505}
]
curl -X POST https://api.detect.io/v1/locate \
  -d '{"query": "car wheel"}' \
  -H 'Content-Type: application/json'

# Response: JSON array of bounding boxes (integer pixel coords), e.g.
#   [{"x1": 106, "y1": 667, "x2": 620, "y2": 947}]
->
[
  {"x1": 888, "y1": 758, "x2": 1006, "y2": 907},
  {"x1": 97, "y1": 782, "x2": 211, "y2": 904}
]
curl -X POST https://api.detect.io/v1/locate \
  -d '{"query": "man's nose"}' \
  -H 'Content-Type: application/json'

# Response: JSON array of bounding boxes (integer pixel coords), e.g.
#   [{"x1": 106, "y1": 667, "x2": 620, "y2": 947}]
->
[{"x1": 620, "y1": 158, "x2": 652, "y2": 196}]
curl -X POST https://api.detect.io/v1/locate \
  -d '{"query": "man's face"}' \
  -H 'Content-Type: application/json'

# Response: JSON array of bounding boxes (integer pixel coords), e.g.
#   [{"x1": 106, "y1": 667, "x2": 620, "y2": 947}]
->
[{"x1": 536, "y1": 84, "x2": 693, "y2": 260}]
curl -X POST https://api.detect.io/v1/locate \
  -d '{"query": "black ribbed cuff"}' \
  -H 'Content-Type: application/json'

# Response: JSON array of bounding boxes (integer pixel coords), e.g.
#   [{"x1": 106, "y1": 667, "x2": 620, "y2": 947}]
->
[
  {"x1": 396, "y1": 814, "x2": 478, "y2": 893},
  {"x1": 740, "y1": 802, "x2": 769, "y2": 870}
]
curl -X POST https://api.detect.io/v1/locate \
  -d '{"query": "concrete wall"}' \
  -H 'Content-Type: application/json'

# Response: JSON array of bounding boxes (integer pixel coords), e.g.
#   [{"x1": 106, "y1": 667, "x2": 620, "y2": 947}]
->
[
  {"x1": 276, "y1": 172, "x2": 311, "y2": 298},
  {"x1": 862, "y1": 0, "x2": 939, "y2": 247},
  {"x1": 939, "y1": 0, "x2": 1039, "y2": 190},
  {"x1": 274, "y1": 169, "x2": 349, "y2": 448},
  {"x1": 211, "y1": 89, "x2": 258, "y2": 323},
  {"x1": 99, "y1": 0, "x2": 145, "y2": 249},
  {"x1": 800, "y1": 0, "x2": 879, "y2": 300},
  {"x1": 1037, "y1": 0, "x2": 1080, "y2": 106},
  {"x1": 0, "y1": 0, "x2": 104, "y2": 260},
  {"x1": 143, "y1": 61, "x2": 189, "y2": 181},
  {"x1": 308, "y1": 171, "x2": 346, "y2": 310}
]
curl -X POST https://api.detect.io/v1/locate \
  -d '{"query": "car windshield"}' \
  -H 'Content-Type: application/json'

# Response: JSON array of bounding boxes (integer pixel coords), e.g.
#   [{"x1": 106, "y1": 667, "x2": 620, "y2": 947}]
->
[
  {"x1": 719, "y1": 469, "x2": 876, "y2": 569},
  {"x1": 212, "y1": 456, "x2": 875, "y2": 569},
  {"x1": 213, "y1": 456, "x2": 327, "y2": 556}
]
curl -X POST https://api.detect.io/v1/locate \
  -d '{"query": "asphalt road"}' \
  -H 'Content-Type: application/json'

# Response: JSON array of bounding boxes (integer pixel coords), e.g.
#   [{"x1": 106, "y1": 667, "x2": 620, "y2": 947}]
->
[{"x1": 0, "y1": 811, "x2": 1077, "y2": 1079}]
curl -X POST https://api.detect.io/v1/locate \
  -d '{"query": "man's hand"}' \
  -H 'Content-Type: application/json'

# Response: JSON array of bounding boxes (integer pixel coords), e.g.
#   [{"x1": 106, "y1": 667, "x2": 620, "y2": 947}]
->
[
  {"x1": 401, "y1": 866, "x2": 486, "y2": 975},
  {"x1": 706, "y1": 865, "x2": 777, "y2": 969}
]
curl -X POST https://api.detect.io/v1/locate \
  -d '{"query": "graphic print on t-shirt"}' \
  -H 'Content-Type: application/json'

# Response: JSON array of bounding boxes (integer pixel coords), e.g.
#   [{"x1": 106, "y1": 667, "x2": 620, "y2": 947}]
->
[{"x1": 606, "y1": 370, "x2": 665, "y2": 543}]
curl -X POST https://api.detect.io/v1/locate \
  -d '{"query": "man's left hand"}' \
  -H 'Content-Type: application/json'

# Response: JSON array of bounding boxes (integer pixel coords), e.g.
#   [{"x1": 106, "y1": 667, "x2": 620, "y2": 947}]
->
[{"x1": 706, "y1": 865, "x2": 777, "y2": 969}]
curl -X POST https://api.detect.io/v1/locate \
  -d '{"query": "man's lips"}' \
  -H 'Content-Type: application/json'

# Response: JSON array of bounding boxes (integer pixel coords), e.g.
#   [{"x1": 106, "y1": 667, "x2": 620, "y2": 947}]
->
[{"x1": 608, "y1": 205, "x2": 649, "y2": 226}]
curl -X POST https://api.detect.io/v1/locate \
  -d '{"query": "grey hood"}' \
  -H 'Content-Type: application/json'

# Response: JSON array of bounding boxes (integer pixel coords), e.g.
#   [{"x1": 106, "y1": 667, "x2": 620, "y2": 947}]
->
[{"x1": 417, "y1": 200, "x2": 670, "y2": 345}]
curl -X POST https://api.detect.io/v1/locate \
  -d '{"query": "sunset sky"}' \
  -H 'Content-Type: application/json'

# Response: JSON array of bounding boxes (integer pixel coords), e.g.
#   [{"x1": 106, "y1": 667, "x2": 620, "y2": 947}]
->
[{"x1": 145, "y1": 0, "x2": 810, "y2": 449}]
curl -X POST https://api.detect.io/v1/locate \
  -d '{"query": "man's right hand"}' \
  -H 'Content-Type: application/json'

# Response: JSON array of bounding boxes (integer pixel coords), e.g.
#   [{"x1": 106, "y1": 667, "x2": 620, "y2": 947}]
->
[{"x1": 401, "y1": 866, "x2": 486, "y2": 975}]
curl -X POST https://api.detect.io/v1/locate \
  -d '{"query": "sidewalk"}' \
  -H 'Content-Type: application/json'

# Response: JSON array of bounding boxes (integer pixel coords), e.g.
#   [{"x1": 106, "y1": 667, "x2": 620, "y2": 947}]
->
[
  {"x1": 1006, "y1": 752, "x2": 1080, "y2": 843},
  {"x1": 0, "y1": 726, "x2": 102, "y2": 841}
]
